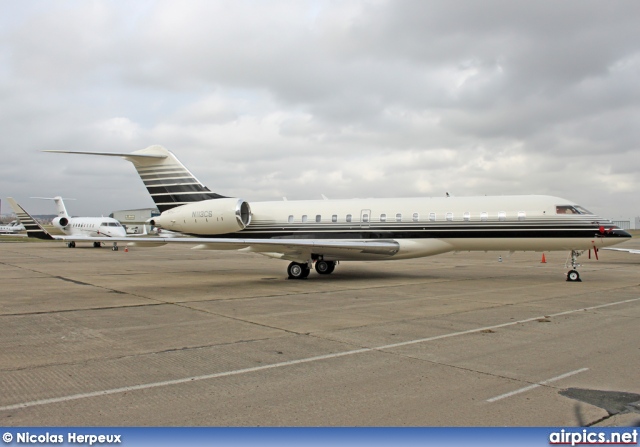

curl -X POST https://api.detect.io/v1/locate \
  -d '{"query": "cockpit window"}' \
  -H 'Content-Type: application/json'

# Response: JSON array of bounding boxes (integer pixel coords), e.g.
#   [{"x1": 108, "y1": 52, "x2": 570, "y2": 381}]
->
[
  {"x1": 574, "y1": 206, "x2": 593, "y2": 215},
  {"x1": 556, "y1": 205, "x2": 592, "y2": 215}
]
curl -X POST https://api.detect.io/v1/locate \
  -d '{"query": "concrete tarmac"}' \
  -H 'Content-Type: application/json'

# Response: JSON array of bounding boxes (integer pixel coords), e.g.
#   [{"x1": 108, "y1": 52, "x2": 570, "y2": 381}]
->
[{"x1": 1, "y1": 238, "x2": 639, "y2": 426}]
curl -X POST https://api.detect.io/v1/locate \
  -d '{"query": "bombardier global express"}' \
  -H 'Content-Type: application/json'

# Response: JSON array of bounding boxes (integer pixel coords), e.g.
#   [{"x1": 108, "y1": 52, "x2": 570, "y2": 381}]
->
[{"x1": 43, "y1": 146, "x2": 630, "y2": 281}]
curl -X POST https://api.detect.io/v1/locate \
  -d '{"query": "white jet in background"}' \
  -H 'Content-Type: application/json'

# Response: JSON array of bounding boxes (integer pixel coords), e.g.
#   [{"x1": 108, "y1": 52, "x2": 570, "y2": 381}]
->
[
  {"x1": 0, "y1": 220, "x2": 26, "y2": 234},
  {"x1": 30, "y1": 196, "x2": 126, "y2": 250}
]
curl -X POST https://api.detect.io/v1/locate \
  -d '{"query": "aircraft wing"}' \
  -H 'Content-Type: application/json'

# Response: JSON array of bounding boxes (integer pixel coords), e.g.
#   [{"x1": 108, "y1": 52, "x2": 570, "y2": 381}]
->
[
  {"x1": 38, "y1": 234, "x2": 400, "y2": 261},
  {"x1": 602, "y1": 247, "x2": 640, "y2": 254}
]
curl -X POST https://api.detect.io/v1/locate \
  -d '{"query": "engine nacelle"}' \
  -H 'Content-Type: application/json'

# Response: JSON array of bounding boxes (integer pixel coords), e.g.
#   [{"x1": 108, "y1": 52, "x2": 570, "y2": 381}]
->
[
  {"x1": 152, "y1": 198, "x2": 251, "y2": 235},
  {"x1": 52, "y1": 216, "x2": 69, "y2": 228}
]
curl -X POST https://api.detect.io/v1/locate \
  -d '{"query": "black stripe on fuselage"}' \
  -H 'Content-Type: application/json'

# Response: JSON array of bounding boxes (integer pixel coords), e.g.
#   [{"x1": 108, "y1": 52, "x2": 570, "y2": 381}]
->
[{"x1": 184, "y1": 224, "x2": 629, "y2": 240}]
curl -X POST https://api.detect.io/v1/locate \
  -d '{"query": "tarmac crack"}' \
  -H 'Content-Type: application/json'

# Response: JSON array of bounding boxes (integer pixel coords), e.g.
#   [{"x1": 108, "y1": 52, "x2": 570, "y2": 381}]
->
[{"x1": 0, "y1": 335, "x2": 281, "y2": 373}]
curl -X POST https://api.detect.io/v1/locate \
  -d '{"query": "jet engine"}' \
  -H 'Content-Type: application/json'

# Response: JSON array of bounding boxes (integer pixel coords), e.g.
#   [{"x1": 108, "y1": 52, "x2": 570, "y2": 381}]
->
[
  {"x1": 52, "y1": 216, "x2": 69, "y2": 228},
  {"x1": 151, "y1": 198, "x2": 251, "y2": 235}
]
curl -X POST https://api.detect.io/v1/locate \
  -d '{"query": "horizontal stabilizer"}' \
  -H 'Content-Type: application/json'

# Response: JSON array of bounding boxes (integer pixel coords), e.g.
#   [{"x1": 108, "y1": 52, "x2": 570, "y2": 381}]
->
[{"x1": 43, "y1": 150, "x2": 167, "y2": 162}]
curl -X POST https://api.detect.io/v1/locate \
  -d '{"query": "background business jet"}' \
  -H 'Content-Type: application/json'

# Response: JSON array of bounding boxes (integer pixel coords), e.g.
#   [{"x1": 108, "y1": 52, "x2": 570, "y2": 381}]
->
[
  {"x1": 9, "y1": 196, "x2": 126, "y2": 250},
  {"x1": 45, "y1": 146, "x2": 631, "y2": 281},
  {"x1": 0, "y1": 220, "x2": 26, "y2": 235}
]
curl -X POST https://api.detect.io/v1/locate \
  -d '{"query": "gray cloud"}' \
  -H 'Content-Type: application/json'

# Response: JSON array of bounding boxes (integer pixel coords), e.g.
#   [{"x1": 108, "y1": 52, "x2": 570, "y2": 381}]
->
[{"x1": 1, "y1": 0, "x2": 638, "y2": 220}]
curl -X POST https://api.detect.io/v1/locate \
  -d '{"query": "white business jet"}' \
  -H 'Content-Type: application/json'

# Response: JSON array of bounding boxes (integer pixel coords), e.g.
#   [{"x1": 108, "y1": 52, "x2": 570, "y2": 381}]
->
[
  {"x1": 0, "y1": 220, "x2": 26, "y2": 234},
  {"x1": 44, "y1": 146, "x2": 631, "y2": 281},
  {"x1": 11, "y1": 196, "x2": 126, "y2": 250}
]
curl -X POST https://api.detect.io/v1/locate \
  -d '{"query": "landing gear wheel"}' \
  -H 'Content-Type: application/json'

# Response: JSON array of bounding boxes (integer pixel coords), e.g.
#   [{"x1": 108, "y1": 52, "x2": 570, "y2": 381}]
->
[
  {"x1": 93, "y1": 241, "x2": 101, "y2": 248},
  {"x1": 315, "y1": 260, "x2": 336, "y2": 275},
  {"x1": 67, "y1": 241, "x2": 76, "y2": 248},
  {"x1": 287, "y1": 262, "x2": 310, "y2": 279},
  {"x1": 566, "y1": 270, "x2": 581, "y2": 282},
  {"x1": 112, "y1": 245, "x2": 119, "y2": 252}
]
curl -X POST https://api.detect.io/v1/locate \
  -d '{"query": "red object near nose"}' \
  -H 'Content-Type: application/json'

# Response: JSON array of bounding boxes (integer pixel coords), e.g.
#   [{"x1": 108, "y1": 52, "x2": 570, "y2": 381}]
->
[{"x1": 599, "y1": 226, "x2": 605, "y2": 233}]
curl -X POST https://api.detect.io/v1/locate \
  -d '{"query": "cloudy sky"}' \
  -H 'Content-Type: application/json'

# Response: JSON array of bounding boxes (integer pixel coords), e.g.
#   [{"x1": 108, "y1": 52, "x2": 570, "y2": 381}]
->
[{"x1": 1, "y1": 0, "x2": 639, "y2": 219}]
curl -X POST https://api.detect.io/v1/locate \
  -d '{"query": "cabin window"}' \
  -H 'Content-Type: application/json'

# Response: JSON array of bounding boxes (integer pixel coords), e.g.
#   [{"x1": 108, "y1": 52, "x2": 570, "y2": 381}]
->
[
  {"x1": 412, "y1": 212, "x2": 419, "y2": 222},
  {"x1": 518, "y1": 211, "x2": 526, "y2": 221},
  {"x1": 463, "y1": 212, "x2": 470, "y2": 221},
  {"x1": 302, "y1": 215, "x2": 308, "y2": 223},
  {"x1": 498, "y1": 211, "x2": 506, "y2": 221},
  {"x1": 429, "y1": 212, "x2": 436, "y2": 222},
  {"x1": 396, "y1": 213, "x2": 402, "y2": 222},
  {"x1": 480, "y1": 212, "x2": 488, "y2": 221},
  {"x1": 346, "y1": 214, "x2": 352, "y2": 223},
  {"x1": 362, "y1": 213, "x2": 369, "y2": 223},
  {"x1": 288, "y1": 215, "x2": 294, "y2": 223},
  {"x1": 315, "y1": 215, "x2": 321, "y2": 223},
  {"x1": 380, "y1": 213, "x2": 387, "y2": 222},
  {"x1": 332, "y1": 215, "x2": 337, "y2": 223},
  {"x1": 446, "y1": 212, "x2": 453, "y2": 222}
]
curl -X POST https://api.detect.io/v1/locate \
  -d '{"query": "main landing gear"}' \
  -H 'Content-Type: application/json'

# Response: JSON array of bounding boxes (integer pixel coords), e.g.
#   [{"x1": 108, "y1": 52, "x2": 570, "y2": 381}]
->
[
  {"x1": 67, "y1": 241, "x2": 118, "y2": 250},
  {"x1": 287, "y1": 260, "x2": 337, "y2": 279},
  {"x1": 566, "y1": 250, "x2": 582, "y2": 282}
]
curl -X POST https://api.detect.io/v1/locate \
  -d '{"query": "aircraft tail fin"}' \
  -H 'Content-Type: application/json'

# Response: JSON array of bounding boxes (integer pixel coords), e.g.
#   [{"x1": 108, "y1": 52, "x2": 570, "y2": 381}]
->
[
  {"x1": 6, "y1": 198, "x2": 55, "y2": 240},
  {"x1": 44, "y1": 145, "x2": 226, "y2": 212},
  {"x1": 31, "y1": 196, "x2": 71, "y2": 218}
]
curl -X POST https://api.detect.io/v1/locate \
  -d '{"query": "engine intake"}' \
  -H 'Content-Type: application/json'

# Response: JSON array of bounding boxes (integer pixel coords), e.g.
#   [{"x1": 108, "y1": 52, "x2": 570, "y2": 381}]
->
[{"x1": 53, "y1": 216, "x2": 69, "y2": 228}]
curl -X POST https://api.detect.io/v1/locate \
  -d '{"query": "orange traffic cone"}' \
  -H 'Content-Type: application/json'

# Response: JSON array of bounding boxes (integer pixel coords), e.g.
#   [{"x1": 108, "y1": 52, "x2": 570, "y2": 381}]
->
[
  {"x1": 124, "y1": 247, "x2": 128, "y2": 253},
  {"x1": 541, "y1": 253, "x2": 546, "y2": 263}
]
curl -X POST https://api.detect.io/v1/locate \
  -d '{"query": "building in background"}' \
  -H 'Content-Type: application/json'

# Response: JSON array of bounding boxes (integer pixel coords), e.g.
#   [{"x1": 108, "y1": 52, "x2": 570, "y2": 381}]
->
[
  {"x1": 611, "y1": 217, "x2": 640, "y2": 230},
  {"x1": 110, "y1": 208, "x2": 160, "y2": 234}
]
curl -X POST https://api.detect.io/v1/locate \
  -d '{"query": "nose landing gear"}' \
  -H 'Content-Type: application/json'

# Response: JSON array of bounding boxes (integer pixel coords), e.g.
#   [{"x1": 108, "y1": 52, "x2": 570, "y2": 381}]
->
[{"x1": 566, "y1": 250, "x2": 582, "y2": 282}]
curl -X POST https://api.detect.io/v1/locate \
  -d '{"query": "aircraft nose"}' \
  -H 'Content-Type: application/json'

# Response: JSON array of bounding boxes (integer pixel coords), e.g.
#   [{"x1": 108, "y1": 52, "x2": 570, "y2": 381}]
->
[{"x1": 612, "y1": 228, "x2": 632, "y2": 238}]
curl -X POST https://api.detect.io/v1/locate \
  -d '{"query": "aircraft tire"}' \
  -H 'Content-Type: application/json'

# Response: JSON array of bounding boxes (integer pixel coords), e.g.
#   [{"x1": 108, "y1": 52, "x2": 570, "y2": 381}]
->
[
  {"x1": 287, "y1": 262, "x2": 308, "y2": 279},
  {"x1": 93, "y1": 241, "x2": 101, "y2": 248},
  {"x1": 67, "y1": 242, "x2": 76, "y2": 248},
  {"x1": 315, "y1": 260, "x2": 336, "y2": 275},
  {"x1": 566, "y1": 270, "x2": 581, "y2": 282}
]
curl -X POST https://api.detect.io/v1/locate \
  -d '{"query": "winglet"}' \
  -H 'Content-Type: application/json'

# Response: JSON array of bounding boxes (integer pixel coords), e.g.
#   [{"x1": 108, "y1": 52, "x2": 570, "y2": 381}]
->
[{"x1": 6, "y1": 198, "x2": 55, "y2": 240}]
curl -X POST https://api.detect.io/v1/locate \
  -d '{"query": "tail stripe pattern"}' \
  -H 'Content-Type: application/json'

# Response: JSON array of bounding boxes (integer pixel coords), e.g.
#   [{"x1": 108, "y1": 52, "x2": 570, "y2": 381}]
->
[
  {"x1": 6, "y1": 199, "x2": 54, "y2": 240},
  {"x1": 128, "y1": 149, "x2": 225, "y2": 212}
]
